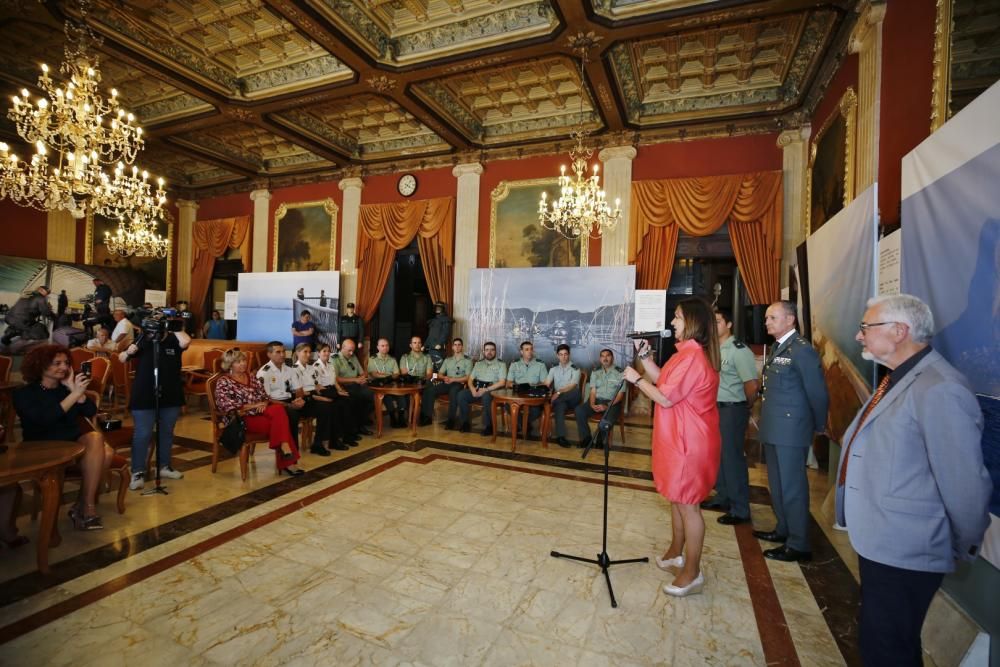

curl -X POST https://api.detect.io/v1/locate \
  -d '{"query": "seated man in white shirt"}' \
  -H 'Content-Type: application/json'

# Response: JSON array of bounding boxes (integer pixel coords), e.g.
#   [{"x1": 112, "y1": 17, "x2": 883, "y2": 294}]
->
[
  {"x1": 86, "y1": 326, "x2": 117, "y2": 357},
  {"x1": 110, "y1": 309, "x2": 136, "y2": 351}
]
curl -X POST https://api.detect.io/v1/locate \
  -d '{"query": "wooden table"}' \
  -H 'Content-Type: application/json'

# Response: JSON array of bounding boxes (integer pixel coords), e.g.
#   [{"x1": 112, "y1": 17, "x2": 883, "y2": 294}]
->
[
  {"x1": 370, "y1": 383, "x2": 423, "y2": 437},
  {"x1": 490, "y1": 389, "x2": 552, "y2": 452},
  {"x1": 0, "y1": 381, "x2": 23, "y2": 436},
  {"x1": 0, "y1": 440, "x2": 85, "y2": 574}
]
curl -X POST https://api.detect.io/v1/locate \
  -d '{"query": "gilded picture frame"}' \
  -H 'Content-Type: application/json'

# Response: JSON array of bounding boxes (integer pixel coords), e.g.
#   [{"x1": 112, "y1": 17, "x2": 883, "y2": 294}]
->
[
  {"x1": 489, "y1": 178, "x2": 587, "y2": 268},
  {"x1": 85, "y1": 208, "x2": 174, "y2": 298},
  {"x1": 272, "y1": 198, "x2": 339, "y2": 272},
  {"x1": 806, "y1": 86, "x2": 857, "y2": 235}
]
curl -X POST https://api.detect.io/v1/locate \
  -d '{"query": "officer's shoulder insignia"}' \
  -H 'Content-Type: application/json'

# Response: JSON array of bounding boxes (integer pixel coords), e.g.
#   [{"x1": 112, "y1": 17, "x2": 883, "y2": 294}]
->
[
  {"x1": 262, "y1": 363, "x2": 272, "y2": 371},
  {"x1": 568, "y1": 363, "x2": 577, "y2": 369},
  {"x1": 733, "y1": 340, "x2": 747, "y2": 349},
  {"x1": 613, "y1": 366, "x2": 622, "y2": 373}
]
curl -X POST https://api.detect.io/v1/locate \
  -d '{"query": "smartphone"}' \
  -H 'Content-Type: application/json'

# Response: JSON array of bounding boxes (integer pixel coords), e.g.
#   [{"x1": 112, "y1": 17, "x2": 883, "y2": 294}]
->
[{"x1": 80, "y1": 360, "x2": 92, "y2": 376}]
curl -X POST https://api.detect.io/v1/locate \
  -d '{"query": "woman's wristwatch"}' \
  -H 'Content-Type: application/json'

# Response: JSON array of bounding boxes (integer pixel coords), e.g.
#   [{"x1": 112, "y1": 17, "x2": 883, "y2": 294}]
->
[{"x1": 637, "y1": 348, "x2": 651, "y2": 359}]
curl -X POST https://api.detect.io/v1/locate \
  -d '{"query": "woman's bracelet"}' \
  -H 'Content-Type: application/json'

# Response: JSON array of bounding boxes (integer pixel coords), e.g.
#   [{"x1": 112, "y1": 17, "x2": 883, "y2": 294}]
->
[{"x1": 637, "y1": 348, "x2": 651, "y2": 359}]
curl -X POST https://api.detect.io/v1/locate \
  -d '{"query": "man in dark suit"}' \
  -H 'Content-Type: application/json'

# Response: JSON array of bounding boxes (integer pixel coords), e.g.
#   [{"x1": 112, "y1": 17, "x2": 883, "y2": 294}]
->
[
  {"x1": 836, "y1": 295, "x2": 991, "y2": 666},
  {"x1": 752, "y1": 300, "x2": 829, "y2": 562}
]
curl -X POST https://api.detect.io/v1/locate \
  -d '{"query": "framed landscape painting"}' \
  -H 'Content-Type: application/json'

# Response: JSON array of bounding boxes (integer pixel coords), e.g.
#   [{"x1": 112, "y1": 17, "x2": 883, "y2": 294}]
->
[
  {"x1": 489, "y1": 178, "x2": 586, "y2": 268},
  {"x1": 807, "y1": 87, "x2": 857, "y2": 234},
  {"x1": 272, "y1": 198, "x2": 339, "y2": 272}
]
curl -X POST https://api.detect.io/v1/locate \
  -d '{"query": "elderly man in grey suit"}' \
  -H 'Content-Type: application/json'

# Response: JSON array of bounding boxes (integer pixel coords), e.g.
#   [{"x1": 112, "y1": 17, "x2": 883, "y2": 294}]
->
[
  {"x1": 836, "y1": 294, "x2": 991, "y2": 666},
  {"x1": 752, "y1": 300, "x2": 829, "y2": 562}
]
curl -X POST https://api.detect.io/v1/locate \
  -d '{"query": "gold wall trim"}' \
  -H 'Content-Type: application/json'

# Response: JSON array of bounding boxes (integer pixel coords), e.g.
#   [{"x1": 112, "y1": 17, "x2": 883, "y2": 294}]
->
[
  {"x1": 271, "y1": 197, "x2": 339, "y2": 272},
  {"x1": 930, "y1": 0, "x2": 953, "y2": 132},
  {"x1": 805, "y1": 86, "x2": 857, "y2": 236},
  {"x1": 489, "y1": 178, "x2": 588, "y2": 269}
]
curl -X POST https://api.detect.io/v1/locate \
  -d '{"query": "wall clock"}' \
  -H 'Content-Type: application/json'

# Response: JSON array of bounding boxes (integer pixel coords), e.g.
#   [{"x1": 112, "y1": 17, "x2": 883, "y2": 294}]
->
[{"x1": 397, "y1": 173, "x2": 418, "y2": 197}]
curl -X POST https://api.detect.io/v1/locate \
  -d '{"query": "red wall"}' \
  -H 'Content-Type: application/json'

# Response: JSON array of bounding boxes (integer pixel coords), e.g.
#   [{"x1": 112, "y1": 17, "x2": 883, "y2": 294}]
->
[
  {"x1": 1, "y1": 199, "x2": 47, "y2": 259},
  {"x1": 632, "y1": 133, "x2": 782, "y2": 181},
  {"x1": 811, "y1": 53, "x2": 860, "y2": 135},
  {"x1": 879, "y1": 0, "x2": 936, "y2": 226}
]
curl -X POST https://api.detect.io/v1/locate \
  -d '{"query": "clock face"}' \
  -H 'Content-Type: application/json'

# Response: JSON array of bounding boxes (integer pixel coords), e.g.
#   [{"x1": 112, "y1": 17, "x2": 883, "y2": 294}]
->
[{"x1": 398, "y1": 173, "x2": 417, "y2": 197}]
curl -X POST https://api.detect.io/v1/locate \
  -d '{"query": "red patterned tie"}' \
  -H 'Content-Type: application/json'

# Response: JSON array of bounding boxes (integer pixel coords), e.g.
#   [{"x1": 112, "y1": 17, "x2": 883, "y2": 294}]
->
[{"x1": 838, "y1": 375, "x2": 891, "y2": 487}]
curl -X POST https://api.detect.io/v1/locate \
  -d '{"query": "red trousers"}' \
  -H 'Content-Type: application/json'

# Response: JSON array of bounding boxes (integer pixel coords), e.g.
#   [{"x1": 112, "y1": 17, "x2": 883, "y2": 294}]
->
[{"x1": 244, "y1": 404, "x2": 299, "y2": 469}]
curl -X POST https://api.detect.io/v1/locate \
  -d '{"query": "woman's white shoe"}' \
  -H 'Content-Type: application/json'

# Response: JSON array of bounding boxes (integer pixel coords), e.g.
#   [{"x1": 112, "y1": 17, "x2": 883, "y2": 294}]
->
[
  {"x1": 662, "y1": 572, "x2": 705, "y2": 597},
  {"x1": 655, "y1": 554, "x2": 685, "y2": 572}
]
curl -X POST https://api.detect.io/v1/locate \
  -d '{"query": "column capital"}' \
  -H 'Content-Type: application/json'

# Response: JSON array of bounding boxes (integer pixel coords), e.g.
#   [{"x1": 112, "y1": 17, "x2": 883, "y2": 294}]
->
[
  {"x1": 849, "y1": 0, "x2": 886, "y2": 53},
  {"x1": 339, "y1": 177, "x2": 364, "y2": 192},
  {"x1": 777, "y1": 126, "x2": 811, "y2": 148},
  {"x1": 598, "y1": 145, "x2": 637, "y2": 162},
  {"x1": 452, "y1": 162, "x2": 484, "y2": 178},
  {"x1": 249, "y1": 189, "x2": 271, "y2": 202},
  {"x1": 176, "y1": 199, "x2": 199, "y2": 212}
]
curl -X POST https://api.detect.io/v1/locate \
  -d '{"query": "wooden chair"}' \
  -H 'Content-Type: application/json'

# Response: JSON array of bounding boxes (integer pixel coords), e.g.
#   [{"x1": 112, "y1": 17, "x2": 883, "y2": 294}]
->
[
  {"x1": 0, "y1": 354, "x2": 11, "y2": 383},
  {"x1": 107, "y1": 356, "x2": 132, "y2": 416},
  {"x1": 69, "y1": 347, "x2": 94, "y2": 371},
  {"x1": 206, "y1": 373, "x2": 264, "y2": 481},
  {"x1": 185, "y1": 348, "x2": 224, "y2": 410},
  {"x1": 85, "y1": 357, "x2": 112, "y2": 410}
]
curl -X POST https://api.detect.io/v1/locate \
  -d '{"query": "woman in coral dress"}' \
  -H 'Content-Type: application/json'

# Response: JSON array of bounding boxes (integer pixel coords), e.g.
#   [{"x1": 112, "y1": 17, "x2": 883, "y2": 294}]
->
[{"x1": 624, "y1": 297, "x2": 721, "y2": 597}]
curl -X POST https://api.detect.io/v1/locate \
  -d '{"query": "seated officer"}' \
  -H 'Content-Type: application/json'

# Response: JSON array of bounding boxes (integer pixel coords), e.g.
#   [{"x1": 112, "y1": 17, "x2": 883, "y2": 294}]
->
[
  {"x1": 420, "y1": 337, "x2": 472, "y2": 428},
  {"x1": 368, "y1": 338, "x2": 403, "y2": 427},
  {"x1": 455, "y1": 341, "x2": 507, "y2": 436},
  {"x1": 333, "y1": 338, "x2": 374, "y2": 425},
  {"x1": 544, "y1": 344, "x2": 582, "y2": 448},
  {"x1": 505, "y1": 340, "x2": 548, "y2": 436},
  {"x1": 257, "y1": 341, "x2": 332, "y2": 457},
  {"x1": 574, "y1": 348, "x2": 626, "y2": 449},
  {"x1": 312, "y1": 342, "x2": 365, "y2": 440},
  {"x1": 293, "y1": 343, "x2": 358, "y2": 451},
  {"x1": 398, "y1": 335, "x2": 433, "y2": 425}
]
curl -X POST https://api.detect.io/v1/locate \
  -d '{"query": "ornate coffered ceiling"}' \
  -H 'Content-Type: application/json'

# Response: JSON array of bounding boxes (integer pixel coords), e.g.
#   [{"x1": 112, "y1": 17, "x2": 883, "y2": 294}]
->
[{"x1": 0, "y1": 0, "x2": 860, "y2": 196}]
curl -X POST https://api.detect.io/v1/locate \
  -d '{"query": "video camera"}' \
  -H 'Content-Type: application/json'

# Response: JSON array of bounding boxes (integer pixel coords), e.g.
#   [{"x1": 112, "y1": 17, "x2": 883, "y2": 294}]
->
[{"x1": 139, "y1": 307, "x2": 192, "y2": 335}]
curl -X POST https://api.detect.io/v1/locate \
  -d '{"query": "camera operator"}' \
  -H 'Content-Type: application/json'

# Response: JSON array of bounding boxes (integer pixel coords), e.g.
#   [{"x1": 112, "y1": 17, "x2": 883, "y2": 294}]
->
[
  {"x1": 120, "y1": 312, "x2": 190, "y2": 491},
  {"x1": 1, "y1": 285, "x2": 53, "y2": 346}
]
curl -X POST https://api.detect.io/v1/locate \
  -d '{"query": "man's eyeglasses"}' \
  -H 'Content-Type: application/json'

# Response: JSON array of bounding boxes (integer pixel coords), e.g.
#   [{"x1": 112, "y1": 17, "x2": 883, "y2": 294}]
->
[{"x1": 858, "y1": 321, "x2": 898, "y2": 334}]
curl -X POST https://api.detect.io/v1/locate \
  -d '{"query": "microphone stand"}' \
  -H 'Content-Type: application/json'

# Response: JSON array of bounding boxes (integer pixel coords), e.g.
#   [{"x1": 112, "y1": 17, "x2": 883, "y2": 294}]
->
[{"x1": 550, "y1": 379, "x2": 648, "y2": 608}]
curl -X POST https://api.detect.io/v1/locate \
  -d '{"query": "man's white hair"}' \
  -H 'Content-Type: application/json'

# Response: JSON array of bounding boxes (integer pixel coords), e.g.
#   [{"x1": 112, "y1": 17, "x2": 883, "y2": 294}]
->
[{"x1": 866, "y1": 294, "x2": 935, "y2": 344}]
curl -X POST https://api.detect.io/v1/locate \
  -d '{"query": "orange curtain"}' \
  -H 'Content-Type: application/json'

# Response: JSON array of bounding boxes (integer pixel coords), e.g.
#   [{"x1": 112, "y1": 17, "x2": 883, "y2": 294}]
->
[
  {"x1": 190, "y1": 216, "x2": 250, "y2": 325},
  {"x1": 355, "y1": 197, "x2": 455, "y2": 323},
  {"x1": 629, "y1": 171, "x2": 782, "y2": 303}
]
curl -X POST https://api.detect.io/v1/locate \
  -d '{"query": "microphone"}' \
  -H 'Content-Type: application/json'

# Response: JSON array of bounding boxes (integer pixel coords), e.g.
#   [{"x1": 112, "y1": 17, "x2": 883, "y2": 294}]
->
[{"x1": 627, "y1": 330, "x2": 672, "y2": 339}]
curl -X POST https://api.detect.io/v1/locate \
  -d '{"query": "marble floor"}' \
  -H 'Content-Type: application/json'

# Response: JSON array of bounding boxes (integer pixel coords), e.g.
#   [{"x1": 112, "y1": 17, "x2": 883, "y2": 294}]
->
[{"x1": 0, "y1": 408, "x2": 860, "y2": 666}]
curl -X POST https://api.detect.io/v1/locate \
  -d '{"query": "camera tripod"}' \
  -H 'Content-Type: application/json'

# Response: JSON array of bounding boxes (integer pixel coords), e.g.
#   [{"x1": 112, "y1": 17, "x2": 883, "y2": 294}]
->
[{"x1": 140, "y1": 330, "x2": 169, "y2": 496}]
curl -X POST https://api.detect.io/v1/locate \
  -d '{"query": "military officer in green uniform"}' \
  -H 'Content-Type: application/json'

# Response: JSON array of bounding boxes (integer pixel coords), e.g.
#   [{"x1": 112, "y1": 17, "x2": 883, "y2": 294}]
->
[
  {"x1": 544, "y1": 344, "x2": 581, "y2": 447},
  {"x1": 420, "y1": 338, "x2": 472, "y2": 428},
  {"x1": 704, "y1": 309, "x2": 760, "y2": 525},
  {"x1": 367, "y1": 337, "x2": 403, "y2": 427},
  {"x1": 752, "y1": 301, "x2": 829, "y2": 563},
  {"x1": 506, "y1": 340, "x2": 549, "y2": 435},
  {"x1": 456, "y1": 341, "x2": 507, "y2": 435},
  {"x1": 337, "y1": 302, "x2": 364, "y2": 357},
  {"x1": 574, "y1": 348, "x2": 626, "y2": 448},
  {"x1": 333, "y1": 338, "x2": 374, "y2": 430},
  {"x1": 398, "y1": 335, "x2": 433, "y2": 425}
]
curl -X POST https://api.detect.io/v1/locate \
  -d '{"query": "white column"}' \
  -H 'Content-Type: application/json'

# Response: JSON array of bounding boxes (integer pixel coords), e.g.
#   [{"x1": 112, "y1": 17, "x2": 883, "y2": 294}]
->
[
  {"x1": 250, "y1": 188, "x2": 271, "y2": 273},
  {"x1": 451, "y1": 162, "x2": 483, "y2": 339},
  {"x1": 46, "y1": 208, "x2": 78, "y2": 262},
  {"x1": 777, "y1": 126, "x2": 811, "y2": 287},
  {"x1": 849, "y1": 0, "x2": 887, "y2": 192},
  {"x1": 598, "y1": 146, "x2": 637, "y2": 267},
  {"x1": 175, "y1": 199, "x2": 199, "y2": 302},
  {"x1": 338, "y1": 177, "x2": 364, "y2": 305}
]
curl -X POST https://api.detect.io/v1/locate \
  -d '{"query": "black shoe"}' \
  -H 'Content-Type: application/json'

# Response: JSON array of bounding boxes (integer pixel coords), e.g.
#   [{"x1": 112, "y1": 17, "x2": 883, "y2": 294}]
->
[
  {"x1": 717, "y1": 513, "x2": 751, "y2": 526},
  {"x1": 481, "y1": 426, "x2": 493, "y2": 437},
  {"x1": 752, "y1": 530, "x2": 787, "y2": 543},
  {"x1": 358, "y1": 426, "x2": 373, "y2": 436},
  {"x1": 764, "y1": 545, "x2": 812, "y2": 562},
  {"x1": 555, "y1": 437, "x2": 571, "y2": 448},
  {"x1": 309, "y1": 446, "x2": 331, "y2": 457},
  {"x1": 577, "y1": 436, "x2": 591, "y2": 449},
  {"x1": 459, "y1": 422, "x2": 470, "y2": 433},
  {"x1": 331, "y1": 442, "x2": 350, "y2": 451},
  {"x1": 279, "y1": 467, "x2": 305, "y2": 476},
  {"x1": 418, "y1": 415, "x2": 433, "y2": 427},
  {"x1": 700, "y1": 499, "x2": 728, "y2": 511},
  {"x1": 280, "y1": 451, "x2": 296, "y2": 461},
  {"x1": 343, "y1": 434, "x2": 360, "y2": 443},
  {"x1": 443, "y1": 419, "x2": 454, "y2": 430}
]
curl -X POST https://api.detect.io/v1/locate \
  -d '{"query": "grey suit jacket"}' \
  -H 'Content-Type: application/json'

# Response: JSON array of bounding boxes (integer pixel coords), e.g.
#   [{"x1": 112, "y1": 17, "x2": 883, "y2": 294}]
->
[
  {"x1": 758, "y1": 334, "x2": 830, "y2": 447},
  {"x1": 835, "y1": 349, "x2": 992, "y2": 573}
]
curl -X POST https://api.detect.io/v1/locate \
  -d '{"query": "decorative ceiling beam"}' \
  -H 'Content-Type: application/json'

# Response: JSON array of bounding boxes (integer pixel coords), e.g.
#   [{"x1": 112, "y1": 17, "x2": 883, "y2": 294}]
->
[
  {"x1": 160, "y1": 137, "x2": 262, "y2": 178},
  {"x1": 257, "y1": 117, "x2": 351, "y2": 167}
]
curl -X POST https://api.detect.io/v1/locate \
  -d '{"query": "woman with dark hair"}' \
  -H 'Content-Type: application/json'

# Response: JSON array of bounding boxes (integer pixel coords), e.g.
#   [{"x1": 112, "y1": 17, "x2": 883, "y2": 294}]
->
[
  {"x1": 214, "y1": 349, "x2": 303, "y2": 476},
  {"x1": 13, "y1": 344, "x2": 115, "y2": 530},
  {"x1": 624, "y1": 297, "x2": 721, "y2": 597}
]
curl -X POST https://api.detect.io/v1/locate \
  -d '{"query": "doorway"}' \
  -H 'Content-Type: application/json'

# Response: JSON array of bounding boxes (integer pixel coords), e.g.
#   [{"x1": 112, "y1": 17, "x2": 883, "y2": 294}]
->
[{"x1": 371, "y1": 238, "x2": 432, "y2": 357}]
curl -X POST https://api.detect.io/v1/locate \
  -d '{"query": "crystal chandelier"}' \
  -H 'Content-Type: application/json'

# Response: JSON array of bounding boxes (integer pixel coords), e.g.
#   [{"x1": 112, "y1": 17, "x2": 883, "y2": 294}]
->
[
  {"x1": 538, "y1": 46, "x2": 621, "y2": 240},
  {"x1": 104, "y1": 217, "x2": 169, "y2": 258},
  {"x1": 0, "y1": 0, "x2": 167, "y2": 257}
]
